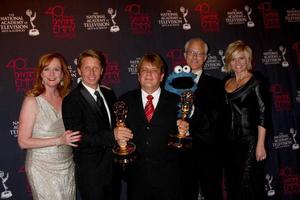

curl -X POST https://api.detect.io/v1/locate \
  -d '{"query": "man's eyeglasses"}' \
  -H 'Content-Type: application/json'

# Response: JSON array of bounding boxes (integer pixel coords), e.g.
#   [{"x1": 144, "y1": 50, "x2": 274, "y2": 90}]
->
[{"x1": 185, "y1": 51, "x2": 206, "y2": 58}]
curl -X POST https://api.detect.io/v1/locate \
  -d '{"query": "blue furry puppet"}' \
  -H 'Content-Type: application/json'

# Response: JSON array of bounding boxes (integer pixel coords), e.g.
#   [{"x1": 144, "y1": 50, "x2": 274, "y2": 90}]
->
[{"x1": 164, "y1": 65, "x2": 197, "y2": 118}]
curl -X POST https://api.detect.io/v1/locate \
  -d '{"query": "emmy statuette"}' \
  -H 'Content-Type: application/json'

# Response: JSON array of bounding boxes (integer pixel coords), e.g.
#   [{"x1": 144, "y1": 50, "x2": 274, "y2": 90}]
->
[
  {"x1": 112, "y1": 101, "x2": 136, "y2": 164},
  {"x1": 168, "y1": 90, "x2": 193, "y2": 148}
]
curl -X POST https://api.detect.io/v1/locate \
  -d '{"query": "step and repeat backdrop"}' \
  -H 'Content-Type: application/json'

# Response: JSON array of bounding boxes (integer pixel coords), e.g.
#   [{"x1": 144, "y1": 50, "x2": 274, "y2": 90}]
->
[{"x1": 0, "y1": 0, "x2": 299, "y2": 199}]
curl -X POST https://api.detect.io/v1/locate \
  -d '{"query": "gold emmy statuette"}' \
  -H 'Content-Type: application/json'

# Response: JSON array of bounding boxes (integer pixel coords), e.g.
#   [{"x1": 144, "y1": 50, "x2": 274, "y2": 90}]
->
[
  {"x1": 169, "y1": 90, "x2": 193, "y2": 148},
  {"x1": 112, "y1": 101, "x2": 136, "y2": 164}
]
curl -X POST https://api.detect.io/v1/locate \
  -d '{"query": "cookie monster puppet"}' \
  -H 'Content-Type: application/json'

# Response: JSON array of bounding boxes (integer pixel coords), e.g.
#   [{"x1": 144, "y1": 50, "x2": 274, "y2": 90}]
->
[
  {"x1": 165, "y1": 65, "x2": 197, "y2": 148},
  {"x1": 164, "y1": 65, "x2": 197, "y2": 118}
]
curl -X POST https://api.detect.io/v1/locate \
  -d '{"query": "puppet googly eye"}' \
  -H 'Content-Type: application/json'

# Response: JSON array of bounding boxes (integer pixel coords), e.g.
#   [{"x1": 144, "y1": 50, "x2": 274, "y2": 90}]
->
[
  {"x1": 174, "y1": 65, "x2": 183, "y2": 73},
  {"x1": 182, "y1": 65, "x2": 191, "y2": 73}
]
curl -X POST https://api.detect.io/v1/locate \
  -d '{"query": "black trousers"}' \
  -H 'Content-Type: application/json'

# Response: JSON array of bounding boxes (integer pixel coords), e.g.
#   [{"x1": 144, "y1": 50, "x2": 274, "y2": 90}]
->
[{"x1": 178, "y1": 142, "x2": 223, "y2": 200}]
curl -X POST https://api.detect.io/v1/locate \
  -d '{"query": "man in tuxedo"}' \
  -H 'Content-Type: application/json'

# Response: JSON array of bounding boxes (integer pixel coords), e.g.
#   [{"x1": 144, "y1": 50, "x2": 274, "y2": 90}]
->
[
  {"x1": 62, "y1": 49, "x2": 132, "y2": 200},
  {"x1": 183, "y1": 38, "x2": 225, "y2": 200},
  {"x1": 114, "y1": 53, "x2": 188, "y2": 200}
]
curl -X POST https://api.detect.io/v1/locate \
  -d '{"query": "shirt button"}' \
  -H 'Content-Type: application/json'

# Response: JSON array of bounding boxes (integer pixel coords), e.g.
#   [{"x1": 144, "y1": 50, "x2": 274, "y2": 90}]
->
[
  {"x1": 146, "y1": 126, "x2": 150, "y2": 130},
  {"x1": 146, "y1": 141, "x2": 149, "y2": 145}
]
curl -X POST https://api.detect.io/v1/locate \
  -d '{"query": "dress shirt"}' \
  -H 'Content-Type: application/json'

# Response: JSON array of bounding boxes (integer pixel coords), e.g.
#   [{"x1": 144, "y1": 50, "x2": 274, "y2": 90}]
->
[
  {"x1": 141, "y1": 88, "x2": 161, "y2": 109},
  {"x1": 81, "y1": 81, "x2": 112, "y2": 126}
]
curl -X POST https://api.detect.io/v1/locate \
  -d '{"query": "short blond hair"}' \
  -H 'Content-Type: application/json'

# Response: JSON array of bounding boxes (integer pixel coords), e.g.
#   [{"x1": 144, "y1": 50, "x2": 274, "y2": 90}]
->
[
  {"x1": 224, "y1": 40, "x2": 253, "y2": 72},
  {"x1": 77, "y1": 49, "x2": 106, "y2": 69},
  {"x1": 137, "y1": 53, "x2": 165, "y2": 74}
]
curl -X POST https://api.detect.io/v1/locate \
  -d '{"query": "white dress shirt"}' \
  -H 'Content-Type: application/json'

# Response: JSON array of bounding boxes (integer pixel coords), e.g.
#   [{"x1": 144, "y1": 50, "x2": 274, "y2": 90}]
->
[{"x1": 81, "y1": 82, "x2": 112, "y2": 126}]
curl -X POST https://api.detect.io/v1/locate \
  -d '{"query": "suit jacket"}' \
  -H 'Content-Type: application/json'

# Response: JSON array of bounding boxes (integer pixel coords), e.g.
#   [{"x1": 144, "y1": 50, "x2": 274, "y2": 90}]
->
[
  {"x1": 62, "y1": 82, "x2": 117, "y2": 189},
  {"x1": 190, "y1": 73, "x2": 224, "y2": 146},
  {"x1": 120, "y1": 89, "x2": 181, "y2": 197}
]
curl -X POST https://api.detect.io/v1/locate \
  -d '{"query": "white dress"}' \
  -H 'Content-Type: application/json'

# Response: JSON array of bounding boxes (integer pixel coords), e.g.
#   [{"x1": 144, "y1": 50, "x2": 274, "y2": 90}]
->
[{"x1": 25, "y1": 96, "x2": 75, "y2": 200}]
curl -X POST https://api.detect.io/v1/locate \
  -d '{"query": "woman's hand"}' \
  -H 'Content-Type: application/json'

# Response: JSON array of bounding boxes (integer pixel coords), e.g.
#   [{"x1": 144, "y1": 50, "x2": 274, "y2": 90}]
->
[
  {"x1": 256, "y1": 143, "x2": 266, "y2": 161},
  {"x1": 59, "y1": 130, "x2": 81, "y2": 147}
]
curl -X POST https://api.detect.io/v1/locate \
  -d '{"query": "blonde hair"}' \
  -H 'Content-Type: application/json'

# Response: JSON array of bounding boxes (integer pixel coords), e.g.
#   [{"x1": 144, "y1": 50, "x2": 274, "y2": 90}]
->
[
  {"x1": 77, "y1": 49, "x2": 105, "y2": 69},
  {"x1": 224, "y1": 40, "x2": 253, "y2": 72},
  {"x1": 26, "y1": 53, "x2": 71, "y2": 97},
  {"x1": 137, "y1": 53, "x2": 165, "y2": 74}
]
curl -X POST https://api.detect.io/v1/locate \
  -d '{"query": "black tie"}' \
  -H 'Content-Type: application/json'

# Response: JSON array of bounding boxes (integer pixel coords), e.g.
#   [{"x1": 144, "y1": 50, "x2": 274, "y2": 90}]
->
[{"x1": 94, "y1": 91, "x2": 109, "y2": 124}]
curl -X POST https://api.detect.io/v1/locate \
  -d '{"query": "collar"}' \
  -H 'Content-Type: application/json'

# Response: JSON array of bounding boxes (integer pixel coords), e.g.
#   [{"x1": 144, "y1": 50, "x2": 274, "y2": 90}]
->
[
  {"x1": 193, "y1": 70, "x2": 203, "y2": 83},
  {"x1": 141, "y1": 87, "x2": 161, "y2": 108},
  {"x1": 81, "y1": 82, "x2": 101, "y2": 100}
]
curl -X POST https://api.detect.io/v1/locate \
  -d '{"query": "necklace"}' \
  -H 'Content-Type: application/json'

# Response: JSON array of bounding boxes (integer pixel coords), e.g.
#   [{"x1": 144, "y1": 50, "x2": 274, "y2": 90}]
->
[{"x1": 234, "y1": 74, "x2": 251, "y2": 88}]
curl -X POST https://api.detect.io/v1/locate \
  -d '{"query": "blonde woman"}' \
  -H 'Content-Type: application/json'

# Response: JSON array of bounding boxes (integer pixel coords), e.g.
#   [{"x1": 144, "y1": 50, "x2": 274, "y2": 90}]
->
[{"x1": 223, "y1": 40, "x2": 268, "y2": 200}]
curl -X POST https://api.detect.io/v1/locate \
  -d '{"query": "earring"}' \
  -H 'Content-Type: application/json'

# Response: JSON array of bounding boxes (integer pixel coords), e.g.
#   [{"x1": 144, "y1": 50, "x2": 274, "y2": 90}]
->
[
  {"x1": 42, "y1": 80, "x2": 45, "y2": 85},
  {"x1": 60, "y1": 80, "x2": 64, "y2": 86}
]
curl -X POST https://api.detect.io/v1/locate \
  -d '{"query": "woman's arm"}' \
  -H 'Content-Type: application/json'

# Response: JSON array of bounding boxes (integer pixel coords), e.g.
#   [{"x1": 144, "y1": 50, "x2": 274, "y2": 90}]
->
[{"x1": 18, "y1": 96, "x2": 80, "y2": 149}]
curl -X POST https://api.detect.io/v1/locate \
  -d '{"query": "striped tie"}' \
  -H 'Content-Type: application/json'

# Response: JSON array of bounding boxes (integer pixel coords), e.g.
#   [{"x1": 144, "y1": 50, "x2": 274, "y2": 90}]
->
[{"x1": 144, "y1": 95, "x2": 154, "y2": 122}]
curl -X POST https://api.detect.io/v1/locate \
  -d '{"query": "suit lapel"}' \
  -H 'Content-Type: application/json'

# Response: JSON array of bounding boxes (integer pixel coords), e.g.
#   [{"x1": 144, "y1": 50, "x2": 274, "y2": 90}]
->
[
  {"x1": 78, "y1": 82, "x2": 107, "y2": 121},
  {"x1": 132, "y1": 90, "x2": 148, "y2": 123},
  {"x1": 151, "y1": 90, "x2": 169, "y2": 123}
]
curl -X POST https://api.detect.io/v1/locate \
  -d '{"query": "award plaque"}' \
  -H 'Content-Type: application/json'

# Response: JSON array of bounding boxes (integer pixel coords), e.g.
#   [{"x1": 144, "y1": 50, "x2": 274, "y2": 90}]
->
[
  {"x1": 112, "y1": 101, "x2": 136, "y2": 164},
  {"x1": 169, "y1": 90, "x2": 193, "y2": 148}
]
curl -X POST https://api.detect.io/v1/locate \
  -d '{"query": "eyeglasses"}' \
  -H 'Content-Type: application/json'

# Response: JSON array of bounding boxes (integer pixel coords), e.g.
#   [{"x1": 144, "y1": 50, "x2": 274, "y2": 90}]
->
[{"x1": 185, "y1": 51, "x2": 206, "y2": 58}]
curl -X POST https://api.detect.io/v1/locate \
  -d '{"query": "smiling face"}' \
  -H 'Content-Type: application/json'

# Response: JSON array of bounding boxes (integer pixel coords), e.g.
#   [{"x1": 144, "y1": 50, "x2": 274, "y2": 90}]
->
[
  {"x1": 40, "y1": 58, "x2": 63, "y2": 88},
  {"x1": 138, "y1": 61, "x2": 164, "y2": 94},
  {"x1": 77, "y1": 56, "x2": 103, "y2": 89},
  {"x1": 229, "y1": 51, "x2": 251, "y2": 74},
  {"x1": 184, "y1": 39, "x2": 208, "y2": 73}
]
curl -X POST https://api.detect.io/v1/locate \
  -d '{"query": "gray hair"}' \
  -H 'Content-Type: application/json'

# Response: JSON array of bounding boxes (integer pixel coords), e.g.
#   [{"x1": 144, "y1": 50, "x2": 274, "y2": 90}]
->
[{"x1": 184, "y1": 38, "x2": 208, "y2": 54}]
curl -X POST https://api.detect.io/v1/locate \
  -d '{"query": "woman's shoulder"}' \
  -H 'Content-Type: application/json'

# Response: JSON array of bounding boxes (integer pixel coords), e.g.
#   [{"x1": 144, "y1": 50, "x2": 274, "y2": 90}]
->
[
  {"x1": 23, "y1": 95, "x2": 37, "y2": 105},
  {"x1": 20, "y1": 95, "x2": 39, "y2": 115}
]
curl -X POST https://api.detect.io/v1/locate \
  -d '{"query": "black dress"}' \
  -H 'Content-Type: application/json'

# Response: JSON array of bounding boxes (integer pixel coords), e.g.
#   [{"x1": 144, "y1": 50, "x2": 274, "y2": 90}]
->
[{"x1": 224, "y1": 76, "x2": 267, "y2": 200}]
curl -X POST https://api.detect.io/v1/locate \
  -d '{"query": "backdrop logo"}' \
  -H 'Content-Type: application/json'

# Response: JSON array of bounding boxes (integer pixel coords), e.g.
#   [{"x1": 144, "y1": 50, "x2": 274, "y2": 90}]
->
[
  {"x1": 0, "y1": 13, "x2": 28, "y2": 33},
  {"x1": 265, "y1": 174, "x2": 275, "y2": 196},
  {"x1": 158, "y1": 10, "x2": 183, "y2": 28},
  {"x1": 279, "y1": 45, "x2": 289, "y2": 67},
  {"x1": 9, "y1": 121, "x2": 19, "y2": 138},
  {"x1": 261, "y1": 49, "x2": 281, "y2": 65},
  {"x1": 25, "y1": 9, "x2": 39, "y2": 36},
  {"x1": 279, "y1": 167, "x2": 300, "y2": 195},
  {"x1": 272, "y1": 131, "x2": 293, "y2": 149},
  {"x1": 108, "y1": 8, "x2": 120, "y2": 32},
  {"x1": 258, "y1": 2, "x2": 280, "y2": 29},
  {"x1": 125, "y1": 4, "x2": 151, "y2": 35},
  {"x1": 180, "y1": 6, "x2": 191, "y2": 30},
  {"x1": 84, "y1": 12, "x2": 110, "y2": 30},
  {"x1": 0, "y1": 170, "x2": 12, "y2": 199},
  {"x1": 45, "y1": 5, "x2": 76, "y2": 39},
  {"x1": 166, "y1": 49, "x2": 185, "y2": 67},
  {"x1": 290, "y1": 128, "x2": 299, "y2": 150},
  {"x1": 225, "y1": 8, "x2": 247, "y2": 25},
  {"x1": 244, "y1": 5, "x2": 255, "y2": 27},
  {"x1": 270, "y1": 84, "x2": 291, "y2": 111},
  {"x1": 128, "y1": 57, "x2": 141, "y2": 75},
  {"x1": 18, "y1": 166, "x2": 31, "y2": 195},
  {"x1": 205, "y1": 52, "x2": 223, "y2": 71},
  {"x1": 194, "y1": 2, "x2": 219, "y2": 32},
  {"x1": 101, "y1": 54, "x2": 120, "y2": 86},
  {"x1": 292, "y1": 42, "x2": 300, "y2": 69},
  {"x1": 218, "y1": 49, "x2": 226, "y2": 72},
  {"x1": 285, "y1": 8, "x2": 300, "y2": 22},
  {"x1": 68, "y1": 64, "x2": 77, "y2": 79},
  {"x1": 6, "y1": 57, "x2": 35, "y2": 93}
]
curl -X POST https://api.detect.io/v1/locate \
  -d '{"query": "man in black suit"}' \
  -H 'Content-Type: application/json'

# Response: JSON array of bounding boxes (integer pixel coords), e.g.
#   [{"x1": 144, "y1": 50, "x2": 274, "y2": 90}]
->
[
  {"x1": 62, "y1": 49, "x2": 132, "y2": 200},
  {"x1": 182, "y1": 38, "x2": 224, "y2": 200},
  {"x1": 114, "y1": 53, "x2": 188, "y2": 200}
]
